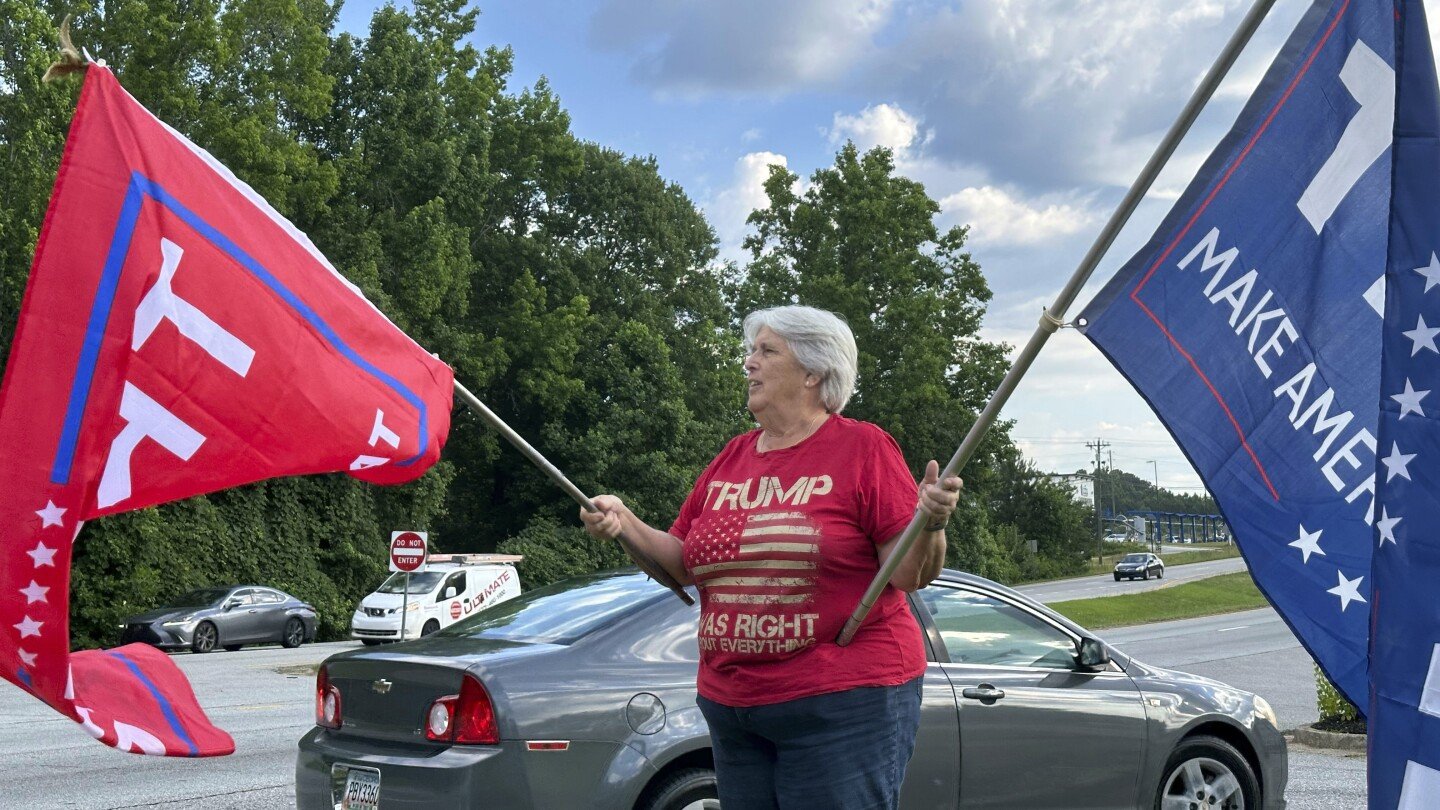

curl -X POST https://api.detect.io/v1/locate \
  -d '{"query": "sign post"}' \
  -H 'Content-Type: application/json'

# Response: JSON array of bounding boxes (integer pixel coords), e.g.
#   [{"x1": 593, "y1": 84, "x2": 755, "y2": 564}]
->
[{"x1": 390, "y1": 531, "x2": 428, "y2": 640}]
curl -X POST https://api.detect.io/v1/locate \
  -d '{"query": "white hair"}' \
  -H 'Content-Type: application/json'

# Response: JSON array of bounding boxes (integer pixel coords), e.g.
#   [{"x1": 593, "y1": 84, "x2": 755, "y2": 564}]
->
[{"x1": 743, "y1": 305, "x2": 858, "y2": 413}]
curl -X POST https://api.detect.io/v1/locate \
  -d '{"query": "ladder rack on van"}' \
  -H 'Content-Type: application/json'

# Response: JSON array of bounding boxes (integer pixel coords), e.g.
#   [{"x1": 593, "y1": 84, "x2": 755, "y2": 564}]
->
[{"x1": 427, "y1": 553, "x2": 524, "y2": 565}]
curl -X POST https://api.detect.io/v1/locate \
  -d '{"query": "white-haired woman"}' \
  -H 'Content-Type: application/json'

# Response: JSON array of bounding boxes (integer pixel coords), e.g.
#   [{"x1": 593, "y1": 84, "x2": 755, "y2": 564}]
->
[{"x1": 580, "y1": 304, "x2": 961, "y2": 810}]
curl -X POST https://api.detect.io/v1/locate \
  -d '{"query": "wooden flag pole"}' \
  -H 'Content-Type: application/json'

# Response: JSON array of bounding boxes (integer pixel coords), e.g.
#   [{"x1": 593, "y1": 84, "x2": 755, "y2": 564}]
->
[
  {"x1": 837, "y1": 0, "x2": 1280, "y2": 645},
  {"x1": 453, "y1": 380, "x2": 695, "y2": 606}
]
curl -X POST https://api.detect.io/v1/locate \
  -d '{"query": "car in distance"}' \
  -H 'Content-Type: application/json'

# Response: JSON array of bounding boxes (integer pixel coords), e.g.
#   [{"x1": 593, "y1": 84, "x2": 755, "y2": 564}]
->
[
  {"x1": 1114, "y1": 552, "x2": 1166, "y2": 581},
  {"x1": 120, "y1": 585, "x2": 318, "y2": 653},
  {"x1": 350, "y1": 554, "x2": 522, "y2": 644},
  {"x1": 296, "y1": 568, "x2": 1286, "y2": 809}
]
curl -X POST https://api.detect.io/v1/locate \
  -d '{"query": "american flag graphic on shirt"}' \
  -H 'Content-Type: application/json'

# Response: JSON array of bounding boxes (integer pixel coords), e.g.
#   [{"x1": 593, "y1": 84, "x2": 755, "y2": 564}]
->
[{"x1": 688, "y1": 511, "x2": 822, "y2": 605}]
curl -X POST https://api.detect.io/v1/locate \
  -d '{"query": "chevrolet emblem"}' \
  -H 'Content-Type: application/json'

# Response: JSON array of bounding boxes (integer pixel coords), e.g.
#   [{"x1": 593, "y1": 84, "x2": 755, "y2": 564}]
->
[{"x1": 371, "y1": 678, "x2": 392, "y2": 694}]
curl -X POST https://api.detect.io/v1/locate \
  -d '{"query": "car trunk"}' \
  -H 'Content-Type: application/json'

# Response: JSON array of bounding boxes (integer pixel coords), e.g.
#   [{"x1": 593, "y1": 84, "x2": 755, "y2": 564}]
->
[{"x1": 324, "y1": 638, "x2": 558, "y2": 745}]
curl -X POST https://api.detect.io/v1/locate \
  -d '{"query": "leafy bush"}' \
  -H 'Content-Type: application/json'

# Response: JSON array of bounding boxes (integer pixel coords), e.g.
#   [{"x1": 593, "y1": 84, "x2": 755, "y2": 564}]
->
[{"x1": 1315, "y1": 665, "x2": 1361, "y2": 723}]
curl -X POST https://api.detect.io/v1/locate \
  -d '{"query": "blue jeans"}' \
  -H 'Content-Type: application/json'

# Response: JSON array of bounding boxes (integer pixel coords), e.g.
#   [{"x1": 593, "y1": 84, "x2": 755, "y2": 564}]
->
[{"x1": 696, "y1": 677, "x2": 923, "y2": 810}]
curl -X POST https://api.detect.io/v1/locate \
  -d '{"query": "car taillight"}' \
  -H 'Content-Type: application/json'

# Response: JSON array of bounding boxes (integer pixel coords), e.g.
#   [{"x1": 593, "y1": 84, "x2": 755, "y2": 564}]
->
[
  {"x1": 316, "y1": 664, "x2": 342, "y2": 729},
  {"x1": 425, "y1": 673, "x2": 498, "y2": 744}
]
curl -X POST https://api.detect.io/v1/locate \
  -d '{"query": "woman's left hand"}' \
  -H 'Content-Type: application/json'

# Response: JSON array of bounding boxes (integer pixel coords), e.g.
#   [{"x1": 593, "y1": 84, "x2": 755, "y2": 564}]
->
[{"x1": 918, "y1": 460, "x2": 963, "y2": 529}]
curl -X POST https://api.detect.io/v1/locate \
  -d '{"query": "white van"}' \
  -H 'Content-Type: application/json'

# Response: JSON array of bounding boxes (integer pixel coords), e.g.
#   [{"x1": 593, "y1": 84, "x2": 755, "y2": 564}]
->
[{"x1": 349, "y1": 553, "x2": 523, "y2": 644}]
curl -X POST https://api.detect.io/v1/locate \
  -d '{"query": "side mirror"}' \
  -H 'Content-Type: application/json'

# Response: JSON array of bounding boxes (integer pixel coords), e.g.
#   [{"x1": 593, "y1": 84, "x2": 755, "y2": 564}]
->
[
  {"x1": 1076, "y1": 637, "x2": 1111, "y2": 671},
  {"x1": 223, "y1": 600, "x2": 240, "y2": 611}
]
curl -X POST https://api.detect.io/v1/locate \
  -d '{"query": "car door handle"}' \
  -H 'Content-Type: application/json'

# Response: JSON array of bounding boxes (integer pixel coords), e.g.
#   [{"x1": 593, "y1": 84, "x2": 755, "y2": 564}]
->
[{"x1": 961, "y1": 685, "x2": 1006, "y2": 703}]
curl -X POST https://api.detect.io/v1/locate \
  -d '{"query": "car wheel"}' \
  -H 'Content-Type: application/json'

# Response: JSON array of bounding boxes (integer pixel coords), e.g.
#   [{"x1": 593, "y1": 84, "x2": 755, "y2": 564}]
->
[
  {"x1": 1155, "y1": 735, "x2": 1259, "y2": 810},
  {"x1": 1157, "y1": 568, "x2": 1164, "y2": 579},
  {"x1": 191, "y1": 621, "x2": 218, "y2": 654},
  {"x1": 1142, "y1": 569, "x2": 1150, "y2": 580},
  {"x1": 223, "y1": 644, "x2": 243, "y2": 652},
  {"x1": 421, "y1": 619, "x2": 441, "y2": 637},
  {"x1": 281, "y1": 617, "x2": 306, "y2": 648},
  {"x1": 1114, "y1": 573, "x2": 1122, "y2": 581},
  {"x1": 640, "y1": 767, "x2": 718, "y2": 810}
]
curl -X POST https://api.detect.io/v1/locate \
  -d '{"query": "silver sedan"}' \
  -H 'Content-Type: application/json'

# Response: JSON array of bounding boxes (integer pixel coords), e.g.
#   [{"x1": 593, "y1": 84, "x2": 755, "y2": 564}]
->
[{"x1": 296, "y1": 569, "x2": 1286, "y2": 809}]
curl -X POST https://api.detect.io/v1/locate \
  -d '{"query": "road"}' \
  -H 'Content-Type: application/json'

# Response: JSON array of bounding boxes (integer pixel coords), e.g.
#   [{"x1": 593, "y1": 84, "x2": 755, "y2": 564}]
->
[
  {"x1": 1016, "y1": 555, "x2": 1251, "y2": 603},
  {"x1": 0, "y1": 562, "x2": 1363, "y2": 808}
]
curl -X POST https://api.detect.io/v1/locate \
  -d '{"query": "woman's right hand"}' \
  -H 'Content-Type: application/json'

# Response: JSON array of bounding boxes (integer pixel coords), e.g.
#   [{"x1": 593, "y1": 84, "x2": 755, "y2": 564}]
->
[{"x1": 580, "y1": 494, "x2": 627, "y2": 540}]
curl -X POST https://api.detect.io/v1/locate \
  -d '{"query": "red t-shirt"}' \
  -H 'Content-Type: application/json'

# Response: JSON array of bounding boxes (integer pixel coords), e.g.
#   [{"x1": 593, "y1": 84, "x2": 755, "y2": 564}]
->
[{"x1": 669, "y1": 415, "x2": 928, "y2": 707}]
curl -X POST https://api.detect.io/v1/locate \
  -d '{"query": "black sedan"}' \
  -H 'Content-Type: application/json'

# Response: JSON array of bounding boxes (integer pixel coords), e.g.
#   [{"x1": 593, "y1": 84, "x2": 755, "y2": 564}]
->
[
  {"x1": 297, "y1": 569, "x2": 1286, "y2": 809},
  {"x1": 1114, "y1": 552, "x2": 1166, "y2": 581},
  {"x1": 120, "y1": 585, "x2": 318, "y2": 653}
]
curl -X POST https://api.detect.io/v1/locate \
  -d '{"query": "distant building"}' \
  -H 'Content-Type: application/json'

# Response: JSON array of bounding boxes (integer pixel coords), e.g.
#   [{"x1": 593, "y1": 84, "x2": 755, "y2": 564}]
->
[{"x1": 1048, "y1": 473, "x2": 1094, "y2": 505}]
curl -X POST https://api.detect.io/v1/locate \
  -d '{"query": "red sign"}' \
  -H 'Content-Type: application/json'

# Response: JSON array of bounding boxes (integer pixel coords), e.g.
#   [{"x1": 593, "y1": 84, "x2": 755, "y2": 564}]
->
[
  {"x1": 449, "y1": 601, "x2": 462, "y2": 620},
  {"x1": 389, "y1": 531, "x2": 428, "y2": 572}
]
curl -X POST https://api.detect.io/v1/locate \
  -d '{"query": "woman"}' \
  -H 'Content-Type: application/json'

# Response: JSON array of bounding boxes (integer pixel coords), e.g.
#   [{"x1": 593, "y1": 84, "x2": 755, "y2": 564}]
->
[{"x1": 580, "y1": 305, "x2": 961, "y2": 810}]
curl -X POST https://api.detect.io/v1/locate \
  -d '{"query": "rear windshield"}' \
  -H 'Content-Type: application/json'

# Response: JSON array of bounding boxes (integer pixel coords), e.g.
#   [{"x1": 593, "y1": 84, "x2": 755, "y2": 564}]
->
[
  {"x1": 375, "y1": 571, "x2": 447, "y2": 594},
  {"x1": 1121, "y1": 554, "x2": 1148, "y2": 563},
  {"x1": 437, "y1": 571, "x2": 669, "y2": 644},
  {"x1": 173, "y1": 587, "x2": 232, "y2": 607}
]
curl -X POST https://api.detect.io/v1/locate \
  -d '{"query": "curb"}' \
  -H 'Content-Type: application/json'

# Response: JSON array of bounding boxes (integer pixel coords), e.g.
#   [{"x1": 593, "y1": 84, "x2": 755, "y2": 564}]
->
[{"x1": 1288, "y1": 724, "x2": 1367, "y2": 752}]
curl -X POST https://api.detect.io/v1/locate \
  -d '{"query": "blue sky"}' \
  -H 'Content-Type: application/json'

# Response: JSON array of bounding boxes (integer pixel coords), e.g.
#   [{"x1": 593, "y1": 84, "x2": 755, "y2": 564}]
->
[{"x1": 334, "y1": 0, "x2": 1372, "y2": 492}]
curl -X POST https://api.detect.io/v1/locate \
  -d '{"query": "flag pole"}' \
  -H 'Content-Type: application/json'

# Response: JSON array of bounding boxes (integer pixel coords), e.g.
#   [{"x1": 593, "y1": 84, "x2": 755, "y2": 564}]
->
[
  {"x1": 452, "y1": 380, "x2": 695, "y2": 606},
  {"x1": 837, "y1": 0, "x2": 1280, "y2": 646}
]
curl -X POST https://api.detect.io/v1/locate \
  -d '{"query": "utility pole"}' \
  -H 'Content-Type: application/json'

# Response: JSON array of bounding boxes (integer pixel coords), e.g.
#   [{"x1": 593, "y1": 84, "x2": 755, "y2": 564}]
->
[
  {"x1": 1087, "y1": 438, "x2": 1110, "y2": 561},
  {"x1": 1107, "y1": 450, "x2": 1117, "y2": 519}
]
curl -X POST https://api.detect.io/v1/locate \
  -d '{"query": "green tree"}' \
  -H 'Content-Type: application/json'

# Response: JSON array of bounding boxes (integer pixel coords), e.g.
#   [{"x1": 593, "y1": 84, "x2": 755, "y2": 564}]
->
[{"x1": 988, "y1": 449, "x2": 1093, "y2": 579}]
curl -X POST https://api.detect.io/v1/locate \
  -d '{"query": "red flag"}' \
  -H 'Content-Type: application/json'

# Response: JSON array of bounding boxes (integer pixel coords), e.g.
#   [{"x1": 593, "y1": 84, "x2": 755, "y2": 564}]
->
[{"x1": 0, "y1": 67, "x2": 454, "y2": 755}]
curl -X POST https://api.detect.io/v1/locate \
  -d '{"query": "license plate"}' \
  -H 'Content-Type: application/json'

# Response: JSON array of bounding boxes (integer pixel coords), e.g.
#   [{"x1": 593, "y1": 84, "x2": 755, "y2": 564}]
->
[{"x1": 342, "y1": 766, "x2": 380, "y2": 810}]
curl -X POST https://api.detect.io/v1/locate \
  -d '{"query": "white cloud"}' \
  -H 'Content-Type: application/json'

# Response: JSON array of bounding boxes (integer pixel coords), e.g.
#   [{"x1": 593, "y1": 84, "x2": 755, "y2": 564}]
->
[
  {"x1": 828, "y1": 103, "x2": 924, "y2": 154},
  {"x1": 703, "y1": 151, "x2": 793, "y2": 263},
  {"x1": 740, "y1": 128, "x2": 763, "y2": 144},
  {"x1": 845, "y1": 0, "x2": 1298, "y2": 190},
  {"x1": 590, "y1": 0, "x2": 895, "y2": 96},
  {"x1": 941, "y1": 186, "x2": 1099, "y2": 247}
]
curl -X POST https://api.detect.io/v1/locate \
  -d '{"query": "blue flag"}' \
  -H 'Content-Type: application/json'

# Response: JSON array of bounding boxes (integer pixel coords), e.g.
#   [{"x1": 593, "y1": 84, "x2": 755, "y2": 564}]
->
[
  {"x1": 1080, "y1": 0, "x2": 1440, "y2": 804},
  {"x1": 1373, "y1": 2, "x2": 1440, "y2": 806}
]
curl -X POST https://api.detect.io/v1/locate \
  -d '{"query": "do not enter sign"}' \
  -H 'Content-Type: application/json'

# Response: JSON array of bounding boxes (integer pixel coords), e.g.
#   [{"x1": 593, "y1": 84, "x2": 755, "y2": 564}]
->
[{"x1": 390, "y1": 531, "x2": 428, "y2": 572}]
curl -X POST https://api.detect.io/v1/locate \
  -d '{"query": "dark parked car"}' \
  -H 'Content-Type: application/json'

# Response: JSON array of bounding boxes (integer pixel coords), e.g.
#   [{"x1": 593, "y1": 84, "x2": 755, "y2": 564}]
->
[
  {"x1": 1114, "y1": 552, "x2": 1166, "y2": 581},
  {"x1": 120, "y1": 585, "x2": 318, "y2": 653},
  {"x1": 296, "y1": 569, "x2": 1286, "y2": 809}
]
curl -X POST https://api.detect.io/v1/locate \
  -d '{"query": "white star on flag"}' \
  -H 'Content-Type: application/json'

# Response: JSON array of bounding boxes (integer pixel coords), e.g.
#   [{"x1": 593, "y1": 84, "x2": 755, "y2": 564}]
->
[
  {"x1": 1383, "y1": 442, "x2": 1418, "y2": 482},
  {"x1": 1415, "y1": 252, "x2": 1440, "y2": 293},
  {"x1": 1289, "y1": 524, "x2": 1325, "y2": 563},
  {"x1": 14, "y1": 616, "x2": 43, "y2": 639},
  {"x1": 25, "y1": 540, "x2": 57, "y2": 568},
  {"x1": 19, "y1": 581, "x2": 49, "y2": 604},
  {"x1": 16, "y1": 649, "x2": 36, "y2": 667},
  {"x1": 1393, "y1": 378, "x2": 1430, "y2": 419},
  {"x1": 1327, "y1": 572, "x2": 1367, "y2": 612},
  {"x1": 1404, "y1": 315, "x2": 1440, "y2": 356},
  {"x1": 34, "y1": 499, "x2": 66, "y2": 528},
  {"x1": 1378, "y1": 508, "x2": 1402, "y2": 547}
]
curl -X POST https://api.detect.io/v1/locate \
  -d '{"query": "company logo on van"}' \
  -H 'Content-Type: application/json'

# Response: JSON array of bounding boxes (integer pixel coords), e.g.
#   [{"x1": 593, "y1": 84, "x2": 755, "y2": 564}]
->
[{"x1": 449, "y1": 568, "x2": 515, "y2": 622}]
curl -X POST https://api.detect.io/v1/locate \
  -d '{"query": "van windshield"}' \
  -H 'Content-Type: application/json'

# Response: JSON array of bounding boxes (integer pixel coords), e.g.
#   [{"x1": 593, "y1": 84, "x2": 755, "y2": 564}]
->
[{"x1": 376, "y1": 571, "x2": 447, "y2": 594}]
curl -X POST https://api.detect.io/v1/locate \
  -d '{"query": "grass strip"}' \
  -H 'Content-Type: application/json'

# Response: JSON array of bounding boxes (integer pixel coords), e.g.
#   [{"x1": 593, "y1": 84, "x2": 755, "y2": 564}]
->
[{"x1": 1048, "y1": 572, "x2": 1268, "y2": 630}]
